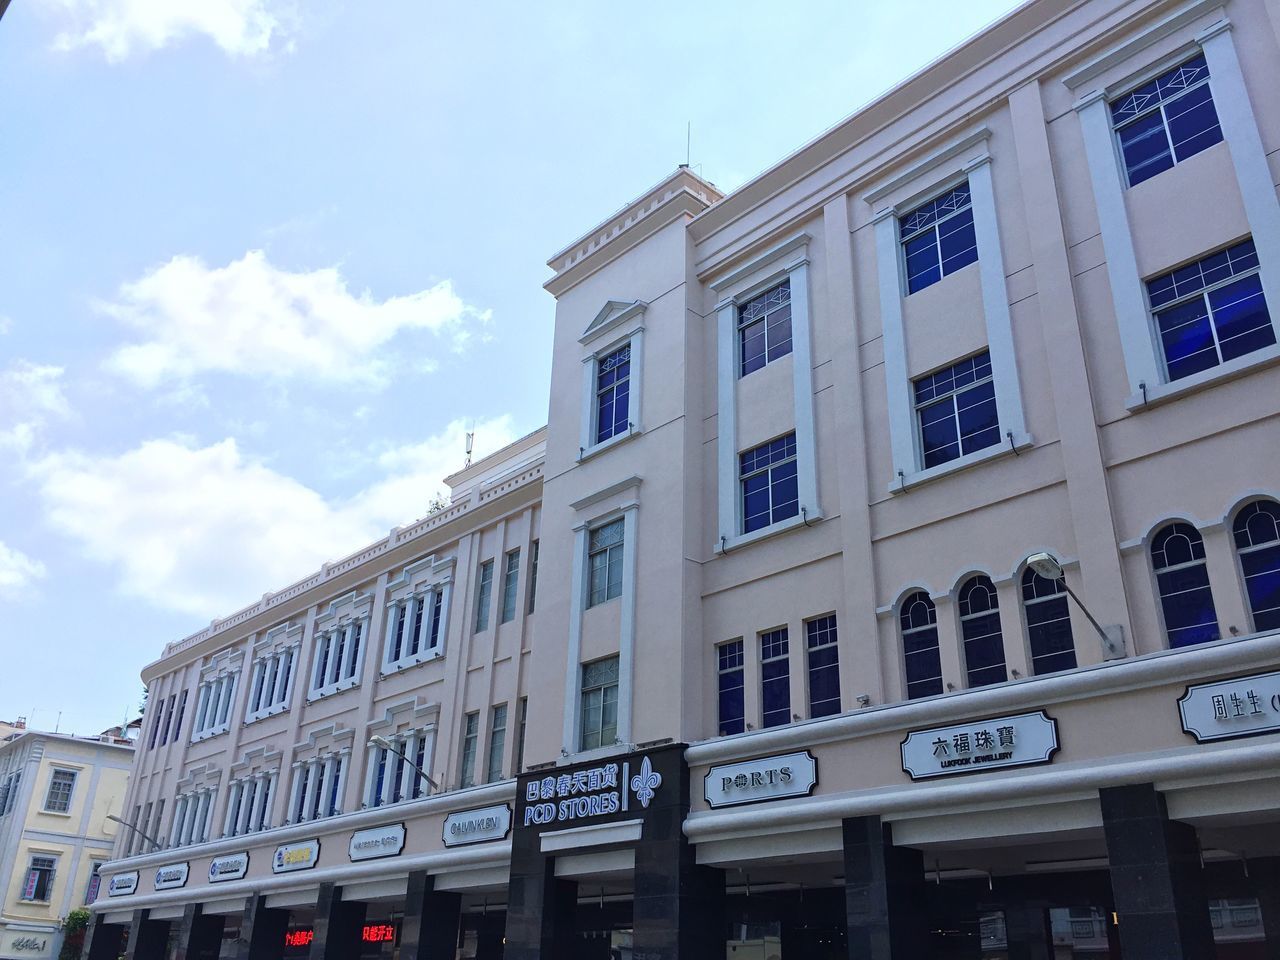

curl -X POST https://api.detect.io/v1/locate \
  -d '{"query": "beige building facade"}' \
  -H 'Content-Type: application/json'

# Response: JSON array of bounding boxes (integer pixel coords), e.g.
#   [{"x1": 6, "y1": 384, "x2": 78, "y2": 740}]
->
[
  {"x1": 0, "y1": 729, "x2": 132, "y2": 960},
  {"x1": 89, "y1": 0, "x2": 1280, "y2": 957}
]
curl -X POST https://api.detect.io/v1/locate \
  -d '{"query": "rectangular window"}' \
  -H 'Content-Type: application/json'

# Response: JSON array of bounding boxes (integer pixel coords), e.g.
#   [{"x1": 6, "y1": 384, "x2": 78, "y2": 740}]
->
[
  {"x1": 595, "y1": 344, "x2": 632, "y2": 443},
  {"x1": 717, "y1": 640, "x2": 745, "y2": 737},
  {"x1": 43, "y1": 769, "x2": 77, "y2": 813},
  {"x1": 914, "y1": 351, "x2": 1000, "y2": 469},
  {"x1": 160, "y1": 695, "x2": 175, "y2": 744},
  {"x1": 515, "y1": 697, "x2": 528, "y2": 774},
  {"x1": 474, "y1": 561, "x2": 494, "y2": 632},
  {"x1": 459, "y1": 712, "x2": 479, "y2": 788},
  {"x1": 760, "y1": 628, "x2": 791, "y2": 729},
  {"x1": 500, "y1": 549, "x2": 521, "y2": 623},
  {"x1": 738, "y1": 279, "x2": 793, "y2": 377},
  {"x1": 21, "y1": 856, "x2": 56, "y2": 902},
  {"x1": 805, "y1": 615, "x2": 841, "y2": 719},
  {"x1": 172, "y1": 690, "x2": 187, "y2": 740},
  {"x1": 1111, "y1": 55, "x2": 1223, "y2": 188},
  {"x1": 580, "y1": 656, "x2": 619, "y2": 750},
  {"x1": 739, "y1": 433, "x2": 799, "y2": 534},
  {"x1": 527, "y1": 540, "x2": 540, "y2": 615},
  {"x1": 900, "y1": 181, "x2": 978, "y2": 294},
  {"x1": 587, "y1": 519, "x2": 624, "y2": 607},
  {"x1": 486, "y1": 704, "x2": 508, "y2": 783},
  {"x1": 1147, "y1": 239, "x2": 1274, "y2": 382}
]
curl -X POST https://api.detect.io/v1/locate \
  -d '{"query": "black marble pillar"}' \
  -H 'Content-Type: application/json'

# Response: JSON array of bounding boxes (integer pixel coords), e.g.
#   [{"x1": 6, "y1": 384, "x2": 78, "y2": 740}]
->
[
  {"x1": 123, "y1": 909, "x2": 169, "y2": 960},
  {"x1": 399, "y1": 870, "x2": 462, "y2": 960},
  {"x1": 1002, "y1": 903, "x2": 1051, "y2": 960},
  {"x1": 1249, "y1": 856, "x2": 1280, "y2": 959},
  {"x1": 632, "y1": 762, "x2": 725, "y2": 960},
  {"x1": 236, "y1": 895, "x2": 290, "y2": 960},
  {"x1": 841, "y1": 816, "x2": 928, "y2": 960},
  {"x1": 308, "y1": 883, "x2": 367, "y2": 960},
  {"x1": 1099, "y1": 782, "x2": 1215, "y2": 959},
  {"x1": 504, "y1": 851, "x2": 577, "y2": 960},
  {"x1": 474, "y1": 911, "x2": 506, "y2": 960},
  {"x1": 82, "y1": 914, "x2": 126, "y2": 960},
  {"x1": 173, "y1": 902, "x2": 225, "y2": 960}
]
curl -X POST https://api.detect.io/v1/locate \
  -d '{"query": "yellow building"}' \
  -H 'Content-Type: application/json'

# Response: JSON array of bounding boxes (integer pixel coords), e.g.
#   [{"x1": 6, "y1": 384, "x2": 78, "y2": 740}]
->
[{"x1": 0, "y1": 727, "x2": 133, "y2": 960}]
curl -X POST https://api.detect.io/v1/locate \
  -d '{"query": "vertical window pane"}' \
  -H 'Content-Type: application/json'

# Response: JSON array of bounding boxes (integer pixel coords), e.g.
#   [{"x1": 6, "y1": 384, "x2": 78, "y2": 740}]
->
[
  {"x1": 959, "y1": 577, "x2": 1007, "y2": 688},
  {"x1": 1234, "y1": 501, "x2": 1280, "y2": 631},
  {"x1": 900, "y1": 182, "x2": 976, "y2": 294},
  {"x1": 595, "y1": 344, "x2": 632, "y2": 443},
  {"x1": 1151, "y1": 523, "x2": 1221, "y2": 648},
  {"x1": 588, "y1": 520, "x2": 625, "y2": 607},
  {"x1": 806, "y1": 616, "x2": 841, "y2": 719},
  {"x1": 717, "y1": 640, "x2": 745, "y2": 736},
  {"x1": 501, "y1": 549, "x2": 521, "y2": 623},
  {"x1": 915, "y1": 352, "x2": 999, "y2": 469},
  {"x1": 1112, "y1": 55, "x2": 1221, "y2": 186},
  {"x1": 739, "y1": 433, "x2": 800, "y2": 534},
  {"x1": 1021, "y1": 567, "x2": 1077, "y2": 676},
  {"x1": 474, "y1": 560, "x2": 494, "y2": 632},
  {"x1": 487, "y1": 704, "x2": 508, "y2": 783},
  {"x1": 579, "y1": 656, "x2": 620, "y2": 751},
  {"x1": 738, "y1": 280, "x2": 792, "y2": 377},
  {"x1": 760, "y1": 628, "x2": 791, "y2": 729}
]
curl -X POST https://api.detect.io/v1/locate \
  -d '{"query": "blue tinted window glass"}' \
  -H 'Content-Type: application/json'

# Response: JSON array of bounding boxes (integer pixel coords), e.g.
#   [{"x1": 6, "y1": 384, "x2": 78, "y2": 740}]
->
[
  {"x1": 1242, "y1": 546, "x2": 1280, "y2": 632},
  {"x1": 738, "y1": 280, "x2": 792, "y2": 377},
  {"x1": 1210, "y1": 275, "x2": 1275, "y2": 362},
  {"x1": 1165, "y1": 83, "x2": 1222, "y2": 161},
  {"x1": 1157, "y1": 298, "x2": 1218, "y2": 382},
  {"x1": 904, "y1": 233, "x2": 941, "y2": 294},
  {"x1": 1113, "y1": 55, "x2": 1218, "y2": 185},
  {"x1": 1118, "y1": 111, "x2": 1173, "y2": 186},
  {"x1": 937, "y1": 207, "x2": 978, "y2": 276}
]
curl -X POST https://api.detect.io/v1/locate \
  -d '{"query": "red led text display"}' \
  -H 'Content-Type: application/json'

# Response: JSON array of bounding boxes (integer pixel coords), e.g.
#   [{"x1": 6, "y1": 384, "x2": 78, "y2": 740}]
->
[
  {"x1": 284, "y1": 930, "x2": 314, "y2": 948},
  {"x1": 283, "y1": 925, "x2": 398, "y2": 948}
]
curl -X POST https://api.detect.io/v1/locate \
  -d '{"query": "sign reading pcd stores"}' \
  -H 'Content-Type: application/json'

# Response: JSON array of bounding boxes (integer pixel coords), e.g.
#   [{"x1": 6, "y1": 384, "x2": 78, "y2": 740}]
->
[{"x1": 521, "y1": 755, "x2": 663, "y2": 828}]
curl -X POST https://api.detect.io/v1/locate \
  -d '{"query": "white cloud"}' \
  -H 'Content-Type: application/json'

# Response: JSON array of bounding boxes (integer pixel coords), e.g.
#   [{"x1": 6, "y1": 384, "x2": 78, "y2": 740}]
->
[
  {"x1": 41, "y1": 0, "x2": 289, "y2": 61},
  {"x1": 101, "y1": 250, "x2": 489, "y2": 389},
  {"x1": 0, "y1": 361, "x2": 71, "y2": 453},
  {"x1": 31, "y1": 416, "x2": 517, "y2": 618},
  {"x1": 0, "y1": 542, "x2": 47, "y2": 596}
]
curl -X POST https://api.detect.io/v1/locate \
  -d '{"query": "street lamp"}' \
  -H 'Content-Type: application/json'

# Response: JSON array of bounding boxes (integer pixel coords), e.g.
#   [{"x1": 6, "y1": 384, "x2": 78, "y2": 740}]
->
[
  {"x1": 1026, "y1": 553, "x2": 1125, "y2": 659},
  {"x1": 106, "y1": 813, "x2": 163, "y2": 852},
  {"x1": 368, "y1": 735, "x2": 440, "y2": 792}
]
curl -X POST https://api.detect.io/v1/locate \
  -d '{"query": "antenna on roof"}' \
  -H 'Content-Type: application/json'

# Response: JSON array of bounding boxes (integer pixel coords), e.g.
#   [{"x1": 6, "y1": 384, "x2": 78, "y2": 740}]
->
[
  {"x1": 465, "y1": 429, "x2": 474, "y2": 468},
  {"x1": 684, "y1": 121, "x2": 691, "y2": 168}
]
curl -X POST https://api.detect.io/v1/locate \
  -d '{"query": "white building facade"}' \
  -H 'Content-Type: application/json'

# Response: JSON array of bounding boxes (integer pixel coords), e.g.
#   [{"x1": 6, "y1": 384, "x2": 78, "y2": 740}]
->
[{"x1": 89, "y1": 0, "x2": 1280, "y2": 958}]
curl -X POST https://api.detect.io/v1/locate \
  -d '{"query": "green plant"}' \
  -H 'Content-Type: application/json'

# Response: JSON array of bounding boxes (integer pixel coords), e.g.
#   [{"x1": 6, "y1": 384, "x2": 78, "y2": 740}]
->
[{"x1": 59, "y1": 908, "x2": 91, "y2": 960}]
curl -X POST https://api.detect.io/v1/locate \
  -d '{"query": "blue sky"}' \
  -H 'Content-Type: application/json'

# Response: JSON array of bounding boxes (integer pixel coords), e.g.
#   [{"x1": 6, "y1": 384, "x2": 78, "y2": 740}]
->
[{"x1": 0, "y1": 0, "x2": 1022, "y2": 735}]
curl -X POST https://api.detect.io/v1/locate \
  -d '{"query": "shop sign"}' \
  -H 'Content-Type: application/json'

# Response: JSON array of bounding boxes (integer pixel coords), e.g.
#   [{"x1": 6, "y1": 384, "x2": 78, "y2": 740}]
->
[
  {"x1": 520, "y1": 753, "x2": 664, "y2": 829},
  {"x1": 283, "y1": 925, "x2": 397, "y2": 947},
  {"x1": 208, "y1": 852, "x2": 249, "y2": 883},
  {"x1": 703, "y1": 751, "x2": 818, "y2": 809},
  {"x1": 273, "y1": 839, "x2": 320, "y2": 874},
  {"x1": 442, "y1": 803, "x2": 512, "y2": 847},
  {"x1": 8, "y1": 935, "x2": 49, "y2": 954},
  {"x1": 107, "y1": 871, "x2": 138, "y2": 897},
  {"x1": 1180, "y1": 670, "x2": 1280, "y2": 743},
  {"x1": 153, "y1": 862, "x2": 189, "y2": 890},
  {"x1": 901, "y1": 710, "x2": 1059, "y2": 780},
  {"x1": 349, "y1": 823, "x2": 406, "y2": 862}
]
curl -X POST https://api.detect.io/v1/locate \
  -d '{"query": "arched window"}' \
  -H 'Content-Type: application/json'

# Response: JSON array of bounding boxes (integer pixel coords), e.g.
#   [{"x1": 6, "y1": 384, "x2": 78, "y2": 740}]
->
[
  {"x1": 958, "y1": 576, "x2": 1007, "y2": 688},
  {"x1": 1233, "y1": 500, "x2": 1280, "y2": 631},
  {"x1": 1021, "y1": 567, "x2": 1077, "y2": 675},
  {"x1": 899, "y1": 592, "x2": 943, "y2": 700},
  {"x1": 1150, "y1": 522, "x2": 1220, "y2": 647}
]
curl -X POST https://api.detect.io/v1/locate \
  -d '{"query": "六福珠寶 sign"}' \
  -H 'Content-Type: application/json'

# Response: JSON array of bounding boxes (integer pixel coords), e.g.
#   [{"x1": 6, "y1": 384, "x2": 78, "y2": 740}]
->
[{"x1": 900, "y1": 710, "x2": 1059, "y2": 780}]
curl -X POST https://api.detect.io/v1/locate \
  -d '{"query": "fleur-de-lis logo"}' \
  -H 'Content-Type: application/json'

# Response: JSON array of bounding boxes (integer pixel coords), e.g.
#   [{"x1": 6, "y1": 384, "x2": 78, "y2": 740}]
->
[{"x1": 630, "y1": 755, "x2": 662, "y2": 808}]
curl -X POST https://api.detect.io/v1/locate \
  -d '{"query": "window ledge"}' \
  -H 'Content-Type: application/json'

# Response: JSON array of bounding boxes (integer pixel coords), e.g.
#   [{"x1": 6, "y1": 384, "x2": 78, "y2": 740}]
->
[
  {"x1": 717, "y1": 509, "x2": 824, "y2": 555},
  {"x1": 244, "y1": 703, "x2": 289, "y2": 725},
  {"x1": 1125, "y1": 345, "x2": 1280, "y2": 411},
  {"x1": 381, "y1": 650, "x2": 444, "y2": 678},
  {"x1": 890, "y1": 432, "x2": 1033, "y2": 494},
  {"x1": 40, "y1": 810, "x2": 72, "y2": 818},
  {"x1": 191, "y1": 724, "x2": 230, "y2": 744},
  {"x1": 578, "y1": 424, "x2": 642, "y2": 463},
  {"x1": 307, "y1": 677, "x2": 360, "y2": 702}
]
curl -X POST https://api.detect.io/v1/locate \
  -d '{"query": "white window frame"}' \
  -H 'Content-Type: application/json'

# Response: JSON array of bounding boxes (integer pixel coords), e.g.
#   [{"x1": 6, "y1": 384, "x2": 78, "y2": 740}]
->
[
  {"x1": 191, "y1": 649, "x2": 243, "y2": 743},
  {"x1": 712, "y1": 233, "x2": 820, "y2": 552},
  {"x1": 244, "y1": 623, "x2": 302, "y2": 724},
  {"x1": 308, "y1": 591, "x2": 373, "y2": 702},
  {"x1": 1069, "y1": 14, "x2": 1280, "y2": 409},
  {"x1": 21, "y1": 853, "x2": 57, "y2": 902},
  {"x1": 578, "y1": 301, "x2": 647, "y2": 461},
  {"x1": 866, "y1": 129, "x2": 1031, "y2": 494},
  {"x1": 383, "y1": 556, "x2": 454, "y2": 676},
  {"x1": 42, "y1": 767, "x2": 78, "y2": 814},
  {"x1": 586, "y1": 517, "x2": 625, "y2": 608},
  {"x1": 363, "y1": 711, "x2": 437, "y2": 809}
]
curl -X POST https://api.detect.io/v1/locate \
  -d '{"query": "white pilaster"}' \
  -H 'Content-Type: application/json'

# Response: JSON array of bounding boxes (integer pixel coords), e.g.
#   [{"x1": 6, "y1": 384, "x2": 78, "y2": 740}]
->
[
  {"x1": 418, "y1": 729, "x2": 436, "y2": 798},
  {"x1": 617, "y1": 505, "x2": 639, "y2": 746},
  {"x1": 246, "y1": 661, "x2": 264, "y2": 717},
  {"x1": 235, "y1": 780, "x2": 254, "y2": 836},
  {"x1": 398, "y1": 734, "x2": 416, "y2": 802},
  {"x1": 333, "y1": 754, "x2": 348, "y2": 815},
  {"x1": 716, "y1": 300, "x2": 738, "y2": 545},
  {"x1": 1075, "y1": 89, "x2": 1161, "y2": 395},
  {"x1": 222, "y1": 782, "x2": 241, "y2": 837},
  {"x1": 874, "y1": 210, "x2": 918, "y2": 483},
  {"x1": 1198, "y1": 20, "x2": 1280, "y2": 339},
  {"x1": 377, "y1": 745, "x2": 397, "y2": 806},
  {"x1": 317, "y1": 757, "x2": 336, "y2": 819},
  {"x1": 169, "y1": 797, "x2": 188, "y2": 847},
  {"x1": 195, "y1": 790, "x2": 212, "y2": 843},
  {"x1": 302, "y1": 760, "x2": 321, "y2": 821},
  {"x1": 966, "y1": 157, "x2": 1030, "y2": 445},
  {"x1": 192, "y1": 684, "x2": 211, "y2": 736},
  {"x1": 248, "y1": 775, "x2": 267, "y2": 833},
  {"x1": 562, "y1": 523, "x2": 589, "y2": 754},
  {"x1": 361, "y1": 746, "x2": 379, "y2": 808},
  {"x1": 179, "y1": 793, "x2": 197, "y2": 846}
]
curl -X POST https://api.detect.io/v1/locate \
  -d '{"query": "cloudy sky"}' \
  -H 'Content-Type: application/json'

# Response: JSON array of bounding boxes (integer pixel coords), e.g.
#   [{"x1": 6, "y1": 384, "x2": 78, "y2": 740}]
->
[{"x1": 0, "y1": 0, "x2": 1021, "y2": 735}]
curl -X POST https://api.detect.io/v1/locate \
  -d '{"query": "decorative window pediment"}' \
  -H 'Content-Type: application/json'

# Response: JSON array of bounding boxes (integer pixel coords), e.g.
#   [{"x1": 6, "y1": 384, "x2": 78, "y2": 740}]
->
[{"x1": 580, "y1": 299, "x2": 646, "y2": 346}]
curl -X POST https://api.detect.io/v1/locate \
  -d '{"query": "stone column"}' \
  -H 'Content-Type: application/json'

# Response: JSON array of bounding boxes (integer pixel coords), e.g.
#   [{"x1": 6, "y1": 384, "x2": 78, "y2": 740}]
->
[
  {"x1": 236, "y1": 895, "x2": 289, "y2": 960},
  {"x1": 172, "y1": 902, "x2": 224, "y2": 960},
  {"x1": 123, "y1": 909, "x2": 168, "y2": 960},
  {"x1": 1247, "y1": 856, "x2": 1280, "y2": 959},
  {"x1": 399, "y1": 870, "x2": 461, "y2": 960},
  {"x1": 1100, "y1": 782, "x2": 1215, "y2": 959},
  {"x1": 504, "y1": 854, "x2": 576, "y2": 960},
  {"x1": 82, "y1": 914, "x2": 126, "y2": 960},
  {"x1": 842, "y1": 816, "x2": 928, "y2": 959},
  {"x1": 631, "y1": 754, "x2": 724, "y2": 960},
  {"x1": 308, "y1": 883, "x2": 366, "y2": 960}
]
